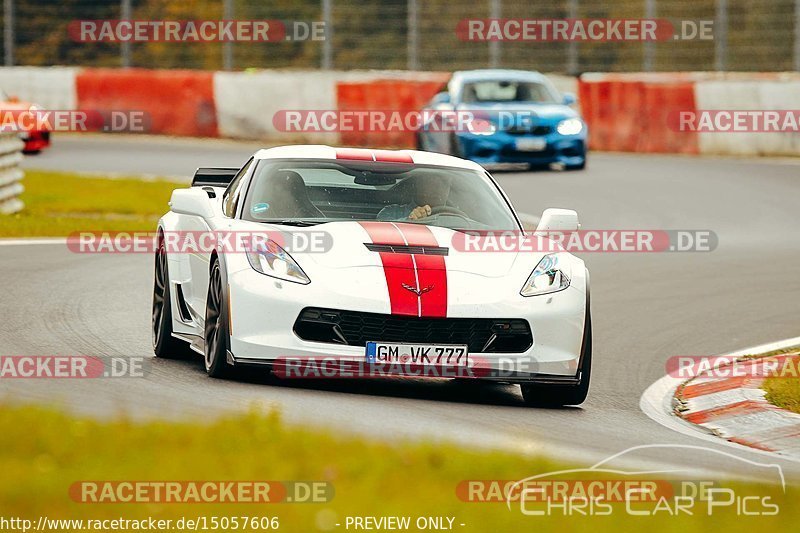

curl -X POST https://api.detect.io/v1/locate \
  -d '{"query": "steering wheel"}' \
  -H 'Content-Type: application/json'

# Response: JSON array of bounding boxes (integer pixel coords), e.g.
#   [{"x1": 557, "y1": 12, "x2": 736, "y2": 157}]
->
[{"x1": 429, "y1": 205, "x2": 470, "y2": 219}]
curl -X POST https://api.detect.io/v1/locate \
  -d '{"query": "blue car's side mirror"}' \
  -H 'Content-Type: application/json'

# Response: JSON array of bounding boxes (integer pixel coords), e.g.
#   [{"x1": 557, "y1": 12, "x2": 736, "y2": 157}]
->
[
  {"x1": 562, "y1": 92, "x2": 576, "y2": 106},
  {"x1": 431, "y1": 91, "x2": 451, "y2": 105}
]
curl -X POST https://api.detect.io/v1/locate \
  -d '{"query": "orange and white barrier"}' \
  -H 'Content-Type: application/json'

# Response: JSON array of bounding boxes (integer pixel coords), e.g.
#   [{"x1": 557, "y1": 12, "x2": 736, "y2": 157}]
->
[
  {"x1": 578, "y1": 72, "x2": 800, "y2": 156},
  {"x1": 76, "y1": 68, "x2": 217, "y2": 137},
  {"x1": 4, "y1": 66, "x2": 800, "y2": 156},
  {"x1": 212, "y1": 70, "x2": 445, "y2": 144}
]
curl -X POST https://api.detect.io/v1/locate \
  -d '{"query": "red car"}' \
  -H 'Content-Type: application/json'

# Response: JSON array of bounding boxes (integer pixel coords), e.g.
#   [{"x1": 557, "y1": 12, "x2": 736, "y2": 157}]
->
[{"x1": 1, "y1": 90, "x2": 51, "y2": 154}]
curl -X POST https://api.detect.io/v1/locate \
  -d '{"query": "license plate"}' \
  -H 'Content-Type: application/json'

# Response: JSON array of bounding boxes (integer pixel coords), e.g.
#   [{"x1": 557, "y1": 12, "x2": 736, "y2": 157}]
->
[
  {"x1": 366, "y1": 342, "x2": 469, "y2": 367},
  {"x1": 515, "y1": 137, "x2": 547, "y2": 151}
]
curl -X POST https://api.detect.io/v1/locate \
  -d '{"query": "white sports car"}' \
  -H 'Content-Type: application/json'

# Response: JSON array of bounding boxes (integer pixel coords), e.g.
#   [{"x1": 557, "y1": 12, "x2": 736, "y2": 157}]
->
[{"x1": 153, "y1": 145, "x2": 591, "y2": 406}]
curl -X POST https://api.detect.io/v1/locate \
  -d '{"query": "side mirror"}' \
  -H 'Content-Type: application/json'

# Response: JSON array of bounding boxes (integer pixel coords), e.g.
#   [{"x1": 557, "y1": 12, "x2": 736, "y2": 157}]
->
[
  {"x1": 169, "y1": 188, "x2": 214, "y2": 219},
  {"x1": 535, "y1": 208, "x2": 580, "y2": 233},
  {"x1": 562, "y1": 92, "x2": 576, "y2": 106},
  {"x1": 431, "y1": 91, "x2": 451, "y2": 105}
]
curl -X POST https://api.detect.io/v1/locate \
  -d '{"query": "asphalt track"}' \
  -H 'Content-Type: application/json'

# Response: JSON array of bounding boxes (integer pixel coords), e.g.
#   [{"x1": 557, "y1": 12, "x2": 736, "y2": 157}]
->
[{"x1": 5, "y1": 134, "x2": 800, "y2": 480}]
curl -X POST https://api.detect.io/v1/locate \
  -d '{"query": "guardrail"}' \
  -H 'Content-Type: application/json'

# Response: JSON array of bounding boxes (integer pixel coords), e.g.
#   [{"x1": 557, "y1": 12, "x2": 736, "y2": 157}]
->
[{"x1": 0, "y1": 132, "x2": 25, "y2": 215}]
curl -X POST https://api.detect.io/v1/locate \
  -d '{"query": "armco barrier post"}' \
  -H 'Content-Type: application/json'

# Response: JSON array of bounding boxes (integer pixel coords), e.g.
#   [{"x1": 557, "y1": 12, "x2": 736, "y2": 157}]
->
[{"x1": 0, "y1": 132, "x2": 25, "y2": 214}]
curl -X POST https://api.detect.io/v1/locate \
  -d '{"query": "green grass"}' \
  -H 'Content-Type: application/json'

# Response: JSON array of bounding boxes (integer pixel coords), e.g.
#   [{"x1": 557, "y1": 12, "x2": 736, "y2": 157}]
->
[
  {"x1": 763, "y1": 355, "x2": 800, "y2": 414},
  {"x1": 0, "y1": 405, "x2": 796, "y2": 532},
  {"x1": 0, "y1": 170, "x2": 181, "y2": 237}
]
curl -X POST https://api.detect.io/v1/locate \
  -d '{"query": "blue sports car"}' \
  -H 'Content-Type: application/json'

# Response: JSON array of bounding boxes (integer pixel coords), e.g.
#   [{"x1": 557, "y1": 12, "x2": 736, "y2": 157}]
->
[{"x1": 416, "y1": 69, "x2": 587, "y2": 170}]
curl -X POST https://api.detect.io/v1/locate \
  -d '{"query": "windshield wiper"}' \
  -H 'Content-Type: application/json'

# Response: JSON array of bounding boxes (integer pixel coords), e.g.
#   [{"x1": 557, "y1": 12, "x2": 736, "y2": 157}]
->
[{"x1": 268, "y1": 220, "x2": 323, "y2": 227}]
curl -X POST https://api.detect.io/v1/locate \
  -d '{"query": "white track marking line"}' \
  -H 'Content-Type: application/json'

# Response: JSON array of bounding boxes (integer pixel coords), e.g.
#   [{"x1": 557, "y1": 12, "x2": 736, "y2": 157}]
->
[{"x1": 0, "y1": 238, "x2": 67, "y2": 246}]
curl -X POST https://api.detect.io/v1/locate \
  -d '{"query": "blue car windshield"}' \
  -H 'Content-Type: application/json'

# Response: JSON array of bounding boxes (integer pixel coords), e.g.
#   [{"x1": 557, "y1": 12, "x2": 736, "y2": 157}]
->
[{"x1": 461, "y1": 80, "x2": 559, "y2": 104}]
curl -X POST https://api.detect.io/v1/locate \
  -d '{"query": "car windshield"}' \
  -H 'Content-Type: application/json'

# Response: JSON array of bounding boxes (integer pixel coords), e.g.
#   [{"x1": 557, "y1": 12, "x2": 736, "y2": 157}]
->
[
  {"x1": 241, "y1": 159, "x2": 519, "y2": 231},
  {"x1": 461, "y1": 80, "x2": 559, "y2": 104}
]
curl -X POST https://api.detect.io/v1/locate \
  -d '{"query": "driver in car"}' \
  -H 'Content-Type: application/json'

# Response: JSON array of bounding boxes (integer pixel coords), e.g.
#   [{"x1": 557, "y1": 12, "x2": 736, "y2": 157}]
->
[{"x1": 377, "y1": 176, "x2": 452, "y2": 221}]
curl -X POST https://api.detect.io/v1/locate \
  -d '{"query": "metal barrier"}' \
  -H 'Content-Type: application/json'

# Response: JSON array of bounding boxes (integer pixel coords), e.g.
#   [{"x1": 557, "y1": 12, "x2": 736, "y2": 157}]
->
[{"x1": 0, "y1": 132, "x2": 24, "y2": 215}]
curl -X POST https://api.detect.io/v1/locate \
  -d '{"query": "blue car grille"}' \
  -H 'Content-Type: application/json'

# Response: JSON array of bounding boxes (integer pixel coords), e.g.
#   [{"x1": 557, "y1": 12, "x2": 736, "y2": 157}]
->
[{"x1": 506, "y1": 124, "x2": 553, "y2": 135}]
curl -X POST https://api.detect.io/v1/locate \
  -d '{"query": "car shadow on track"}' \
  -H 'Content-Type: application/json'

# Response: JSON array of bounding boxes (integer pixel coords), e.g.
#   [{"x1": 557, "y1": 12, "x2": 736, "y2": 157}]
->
[{"x1": 165, "y1": 357, "x2": 578, "y2": 410}]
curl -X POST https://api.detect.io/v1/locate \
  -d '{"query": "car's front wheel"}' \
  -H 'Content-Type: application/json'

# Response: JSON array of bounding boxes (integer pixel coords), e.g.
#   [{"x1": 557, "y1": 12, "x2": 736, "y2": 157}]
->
[
  {"x1": 520, "y1": 307, "x2": 592, "y2": 407},
  {"x1": 152, "y1": 237, "x2": 193, "y2": 359},
  {"x1": 204, "y1": 259, "x2": 234, "y2": 378}
]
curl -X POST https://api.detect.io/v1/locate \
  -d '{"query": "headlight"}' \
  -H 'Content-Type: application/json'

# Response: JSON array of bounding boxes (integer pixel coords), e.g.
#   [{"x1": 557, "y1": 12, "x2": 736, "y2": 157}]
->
[
  {"x1": 556, "y1": 118, "x2": 583, "y2": 135},
  {"x1": 520, "y1": 254, "x2": 570, "y2": 297},
  {"x1": 246, "y1": 239, "x2": 310, "y2": 284},
  {"x1": 467, "y1": 117, "x2": 497, "y2": 135}
]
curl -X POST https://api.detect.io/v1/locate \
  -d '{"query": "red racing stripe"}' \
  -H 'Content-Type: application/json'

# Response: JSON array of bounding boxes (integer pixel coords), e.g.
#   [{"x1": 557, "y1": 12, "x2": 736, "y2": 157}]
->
[
  {"x1": 336, "y1": 148, "x2": 374, "y2": 161},
  {"x1": 359, "y1": 222, "x2": 448, "y2": 318},
  {"x1": 359, "y1": 222, "x2": 418, "y2": 317},
  {"x1": 336, "y1": 148, "x2": 414, "y2": 164},
  {"x1": 395, "y1": 224, "x2": 447, "y2": 318},
  {"x1": 373, "y1": 150, "x2": 414, "y2": 163}
]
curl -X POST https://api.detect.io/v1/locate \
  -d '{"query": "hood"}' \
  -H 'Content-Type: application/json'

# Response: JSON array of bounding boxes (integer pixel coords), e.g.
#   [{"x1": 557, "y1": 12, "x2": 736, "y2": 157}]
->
[
  {"x1": 282, "y1": 221, "x2": 532, "y2": 279},
  {"x1": 456, "y1": 101, "x2": 578, "y2": 125}
]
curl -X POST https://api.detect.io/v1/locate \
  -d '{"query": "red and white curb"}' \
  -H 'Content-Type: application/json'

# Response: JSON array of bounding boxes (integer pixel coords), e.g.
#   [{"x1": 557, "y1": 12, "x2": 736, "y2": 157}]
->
[
  {"x1": 641, "y1": 337, "x2": 800, "y2": 462},
  {"x1": 676, "y1": 353, "x2": 800, "y2": 456}
]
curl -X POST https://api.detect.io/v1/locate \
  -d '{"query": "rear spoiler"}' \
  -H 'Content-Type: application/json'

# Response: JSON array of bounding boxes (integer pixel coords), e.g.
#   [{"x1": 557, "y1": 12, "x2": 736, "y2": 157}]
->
[{"x1": 192, "y1": 167, "x2": 239, "y2": 187}]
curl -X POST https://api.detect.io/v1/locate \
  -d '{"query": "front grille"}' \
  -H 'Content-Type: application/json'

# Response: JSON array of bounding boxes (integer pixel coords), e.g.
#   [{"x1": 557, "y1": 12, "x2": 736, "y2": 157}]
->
[
  {"x1": 293, "y1": 308, "x2": 533, "y2": 353},
  {"x1": 500, "y1": 146, "x2": 556, "y2": 159},
  {"x1": 506, "y1": 125, "x2": 553, "y2": 135},
  {"x1": 365, "y1": 243, "x2": 449, "y2": 256}
]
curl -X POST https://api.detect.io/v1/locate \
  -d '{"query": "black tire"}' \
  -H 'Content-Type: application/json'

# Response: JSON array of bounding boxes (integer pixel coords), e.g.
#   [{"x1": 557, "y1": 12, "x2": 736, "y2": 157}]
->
[
  {"x1": 448, "y1": 132, "x2": 464, "y2": 158},
  {"x1": 415, "y1": 131, "x2": 426, "y2": 151},
  {"x1": 204, "y1": 259, "x2": 234, "y2": 378},
  {"x1": 152, "y1": 236, "x2": 194, "y2": 359},
  {"x1": 520, "y1": 307, "x2": 592, "y2": 407}
]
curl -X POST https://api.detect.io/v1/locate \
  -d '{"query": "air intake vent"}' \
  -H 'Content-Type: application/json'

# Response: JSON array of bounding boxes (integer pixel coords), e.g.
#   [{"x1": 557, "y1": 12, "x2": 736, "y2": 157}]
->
[
  {"x1": 293, "y1": 308, "x2": 533, "y2": 354},
  {"x1": 365, "y1": 243, "x2": 448, "y2": 256}
]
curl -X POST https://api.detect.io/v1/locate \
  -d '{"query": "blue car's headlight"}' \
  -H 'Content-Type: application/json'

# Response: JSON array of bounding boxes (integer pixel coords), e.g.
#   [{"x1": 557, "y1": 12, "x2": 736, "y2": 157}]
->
[
  {"x1": 466, "y1": 117, "x2": 497, "y2": 135},
  {"x1": 556, "y1": 118, "x2": 584, "y2": 136},
  {"x1": 246, "y1": 239, "x2": 310, "y2": 284}
]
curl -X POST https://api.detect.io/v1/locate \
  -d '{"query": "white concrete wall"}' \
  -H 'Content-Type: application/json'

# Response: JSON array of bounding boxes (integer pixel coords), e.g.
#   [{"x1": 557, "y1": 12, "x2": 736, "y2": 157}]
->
[
  {"x1": 695, "y1": 80, "x2": 800, "y2": 156},
  {"x1": 0, "y1": 67, "x2": 80, "y2": 109}
]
